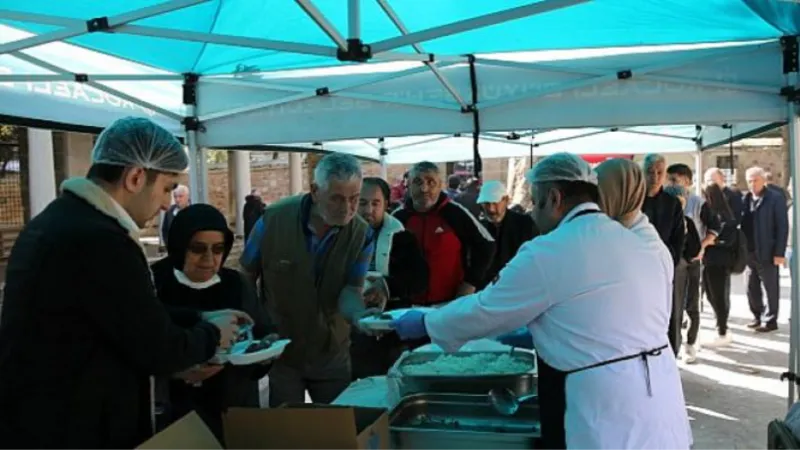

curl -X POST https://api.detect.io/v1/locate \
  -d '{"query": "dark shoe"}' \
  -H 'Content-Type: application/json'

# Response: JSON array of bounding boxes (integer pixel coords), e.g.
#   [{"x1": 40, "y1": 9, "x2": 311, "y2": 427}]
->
[
  {"x1": 756, "y1": 322, "x2": 778, "y2": 333},
  {"x1": 747, "y1": 320, "x2": 761, "y2": 329}
]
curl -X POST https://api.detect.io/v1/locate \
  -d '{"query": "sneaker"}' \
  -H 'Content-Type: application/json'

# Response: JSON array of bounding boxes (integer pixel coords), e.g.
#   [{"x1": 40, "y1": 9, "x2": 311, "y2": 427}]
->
[
  {"x1": 746, "y1": 320, "x2": 761, "y2": 329},
  {"x1": 705, "y1": 334, "x2": 733, "y2": 348},
  {"x1": 684, "y1": 344, "x2": 697, "y2": 364},
  {"x1": 756, "y1": 322, "x2": 778, "y2": 333}
]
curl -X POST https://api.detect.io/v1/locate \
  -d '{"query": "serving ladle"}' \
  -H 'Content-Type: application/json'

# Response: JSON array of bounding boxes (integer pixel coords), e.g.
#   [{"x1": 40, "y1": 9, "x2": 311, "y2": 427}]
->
[{"x1": 488, "y1": 387, "x2": 538, "y2": 416}]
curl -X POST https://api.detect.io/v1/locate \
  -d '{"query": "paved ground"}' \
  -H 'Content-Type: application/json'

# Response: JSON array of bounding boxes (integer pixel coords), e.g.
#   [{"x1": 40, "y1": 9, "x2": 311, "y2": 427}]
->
[{"x1": 682, "y1": 268, "x2": 793, "y2": 449}]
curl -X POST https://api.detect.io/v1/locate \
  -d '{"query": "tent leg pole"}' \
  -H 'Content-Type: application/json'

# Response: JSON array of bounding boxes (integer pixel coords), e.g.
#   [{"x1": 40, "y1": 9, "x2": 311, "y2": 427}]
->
[
  {"x1": 787, "y1": 71, "x2": 800, "y2": 410},
  {"x1": 348, "y1": 0, "x2": 360, "y2": 39},
  {"x1": 379, "y1": 138, "x2": 388, "y2": 179},
  {"x1": 187, "y1": 129, "x2": 207, "y2": 204}
]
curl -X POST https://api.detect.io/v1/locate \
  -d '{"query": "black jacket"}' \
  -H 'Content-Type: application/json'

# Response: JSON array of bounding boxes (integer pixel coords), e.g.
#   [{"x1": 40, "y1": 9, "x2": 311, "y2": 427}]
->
[
  {"x1": 642, "y1": 187, "x2": 686, "y2": 266},
  {"x1": 0, "y1": 186, "x2": 219, "y2": 448},
  {"x1": 742, "y1": 187, "x2": 789, "y2": 263},
  {"x1": 683, "y1": 217, "x2": 702, "y2": 262},
  {"x1": 723, "y1": 186, "x2": 744, "y2": 226},
  {"x1": 383, "y1": 230, "x2": 430, "y2": 307},
  {"x1": 161, "y1": 204, "x2": 180, "y2": 244},
  {"x1": 151, "y1": 261, "x2": 271, "y2": 443},
  {"x1": 243, "y1": 195, "x2": 265, "y2": 239},
  {"x1": 350, "y1": 227, "x2": 429, "y2": 380},
  {"x1": 478, "y1": 210, "x2": 539, "y2": 290}
]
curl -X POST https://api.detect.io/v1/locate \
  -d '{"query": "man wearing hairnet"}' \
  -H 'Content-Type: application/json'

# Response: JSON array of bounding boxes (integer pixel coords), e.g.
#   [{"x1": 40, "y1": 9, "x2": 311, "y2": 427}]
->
[
  {"x1": 0, "y1": 118, "x2": 249, "y2": 448},
  {"x1": 392, "y1": 153, "x2": 691, "y2": 449}
]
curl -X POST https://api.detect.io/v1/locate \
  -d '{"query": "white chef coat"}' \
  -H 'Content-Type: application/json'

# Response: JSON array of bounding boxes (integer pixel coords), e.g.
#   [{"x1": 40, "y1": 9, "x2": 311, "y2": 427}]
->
[{"x1": 425, "y1": 202, "x2": 692, "y2": 449}]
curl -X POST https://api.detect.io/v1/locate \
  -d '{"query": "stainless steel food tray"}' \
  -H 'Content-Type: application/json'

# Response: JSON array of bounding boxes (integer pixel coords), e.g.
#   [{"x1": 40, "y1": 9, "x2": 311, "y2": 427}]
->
[
  {"x1": 389, "y1": 392, "x2": 540, "y2": 449},
  {"x1": 388, "y1": 349, "x2": 537, "y2": 398}
]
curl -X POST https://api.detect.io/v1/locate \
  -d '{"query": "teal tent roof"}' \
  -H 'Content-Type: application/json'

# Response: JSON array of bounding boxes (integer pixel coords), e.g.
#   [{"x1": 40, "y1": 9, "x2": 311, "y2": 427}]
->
[{"x1": 0, "y1": 0, "x2": 798, "y2": 75}]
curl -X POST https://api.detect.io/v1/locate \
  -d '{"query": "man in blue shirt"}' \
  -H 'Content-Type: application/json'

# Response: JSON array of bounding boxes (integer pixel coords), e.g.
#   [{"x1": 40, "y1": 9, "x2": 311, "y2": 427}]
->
[{"x1": 240, "y1": 153, "x2": 379, "y2": 406}]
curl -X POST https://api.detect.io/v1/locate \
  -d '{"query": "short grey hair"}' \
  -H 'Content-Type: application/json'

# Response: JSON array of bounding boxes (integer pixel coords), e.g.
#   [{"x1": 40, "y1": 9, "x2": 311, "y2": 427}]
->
[
  {"x1": 409, "y1": 161, "x2": 440, "y2": 179},
  {"x1": 745, "y1": 166, "x2": 766, "y2": 180},
  {"x1": 704, "y1": 167, "x2": 724, "y2": 183},
  {"x1": 173, "y1": 184, "x2": 189, "y2": 195},
  {"x1": 313, "y1": 152, "x2": 362, "y2": 190},
  {"x1": 643, "y1": 153, "x2": 666, "y2": 170}
]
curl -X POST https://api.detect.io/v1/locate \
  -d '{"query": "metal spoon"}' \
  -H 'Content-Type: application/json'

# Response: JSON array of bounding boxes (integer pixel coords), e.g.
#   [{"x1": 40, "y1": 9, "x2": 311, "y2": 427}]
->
[{"x1": 488, "y1": 387, "x2": 538, "y2": 416}]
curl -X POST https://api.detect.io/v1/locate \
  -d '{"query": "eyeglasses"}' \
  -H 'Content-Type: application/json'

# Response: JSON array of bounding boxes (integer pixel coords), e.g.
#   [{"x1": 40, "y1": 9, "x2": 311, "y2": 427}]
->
[{"x1": 187, "y1": 242, "x2": 226, "y2": 256}]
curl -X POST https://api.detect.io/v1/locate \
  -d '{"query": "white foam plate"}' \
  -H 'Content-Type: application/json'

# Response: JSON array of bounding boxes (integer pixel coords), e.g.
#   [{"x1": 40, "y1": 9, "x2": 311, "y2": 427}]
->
[
  {"x1": 211, "y1": 339, "x2": 290, "y2": 366},
  {"x1": 358, "y1": 308, "x2": 435, "y2": 331}
]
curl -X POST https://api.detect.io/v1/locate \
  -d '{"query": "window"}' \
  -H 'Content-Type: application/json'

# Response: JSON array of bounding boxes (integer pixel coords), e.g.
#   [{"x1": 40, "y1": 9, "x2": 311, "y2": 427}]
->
[{"x1": 716, "y1": 155, "x2": 738, "y2": 170}]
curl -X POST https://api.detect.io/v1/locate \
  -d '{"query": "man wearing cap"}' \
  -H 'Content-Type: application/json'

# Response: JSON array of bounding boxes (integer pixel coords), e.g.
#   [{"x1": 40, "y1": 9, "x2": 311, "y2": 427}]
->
[
  {"x1": 476, "y1": 180, "x2": 539, "y2": 290},
  {"x1": 392, "y1": 153, "x2": 691, "y2": 449},
  {"x1": 0, "y1": 118, "x2": 246, "y2": 448}
]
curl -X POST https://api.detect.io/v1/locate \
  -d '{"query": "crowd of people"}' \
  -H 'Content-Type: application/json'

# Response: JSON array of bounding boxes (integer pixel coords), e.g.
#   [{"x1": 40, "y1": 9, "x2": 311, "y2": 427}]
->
[{"x1": 0, "y1": 116, "x2": 792, "y2": 449}]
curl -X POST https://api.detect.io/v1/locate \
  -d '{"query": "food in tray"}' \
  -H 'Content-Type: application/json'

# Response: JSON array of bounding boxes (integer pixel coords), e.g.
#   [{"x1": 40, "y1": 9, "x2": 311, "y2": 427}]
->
[
  {"x1": 401, "y1": 353, "x2": 531, "y2": 376},
  {"x1": 409, "y1": 414, "x2": 462, "y2": 428}
]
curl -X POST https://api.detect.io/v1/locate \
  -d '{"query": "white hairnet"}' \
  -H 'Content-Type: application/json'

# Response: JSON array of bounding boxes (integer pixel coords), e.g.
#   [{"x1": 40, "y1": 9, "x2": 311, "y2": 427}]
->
[
  {"x1": 91, "y1": 117, "x2": 188, "y2": 173},
  {"x1": 525, "y1": 152, "x2": 598, "y2": 185}
]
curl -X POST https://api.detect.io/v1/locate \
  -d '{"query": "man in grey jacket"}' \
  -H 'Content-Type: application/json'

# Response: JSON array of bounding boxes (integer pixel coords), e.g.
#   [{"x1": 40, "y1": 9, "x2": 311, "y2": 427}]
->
[{"x1": 667, "y1": 164, "x2": 721, "y2": 358}]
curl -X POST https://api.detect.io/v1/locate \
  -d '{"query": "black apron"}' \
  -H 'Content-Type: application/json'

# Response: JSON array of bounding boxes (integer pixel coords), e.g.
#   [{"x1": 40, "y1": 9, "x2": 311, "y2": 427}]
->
[{"x1": 536, "y1": 208, "x2": 670, "y2": 449}]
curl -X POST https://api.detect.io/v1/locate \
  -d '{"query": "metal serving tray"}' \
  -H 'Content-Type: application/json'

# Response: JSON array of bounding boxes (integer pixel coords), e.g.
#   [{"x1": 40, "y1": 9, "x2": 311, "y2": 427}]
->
[
  {"x1": 389, "y1": 349, "x2": 537, "y2": 398},
  {"x1": 390, "y1": 393, "x2": 540, "y2": 449}
]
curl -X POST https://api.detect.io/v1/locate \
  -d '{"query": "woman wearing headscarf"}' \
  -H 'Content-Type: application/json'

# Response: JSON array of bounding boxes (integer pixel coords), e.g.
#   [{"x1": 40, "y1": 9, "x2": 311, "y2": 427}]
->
[
  {"x1": 596, "y1": 159, "x2": 683, "y2": 356},
  {"x1": 151, "y1": 204, "x2": 275, "y2": 443},
  {"x1": 596, "y1": 158, "x2": 674, "y2": 272}
]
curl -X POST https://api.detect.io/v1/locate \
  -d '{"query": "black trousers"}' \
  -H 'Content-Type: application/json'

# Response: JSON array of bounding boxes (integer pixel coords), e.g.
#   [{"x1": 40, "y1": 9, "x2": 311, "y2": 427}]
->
[
  {"x1": 268, "y1": 350, "x2": 351, "y2": 407},
  {"x1": 684, "y1": 260, "x2": 702, "y2": 345},
  {"x1": 745, "y1": 252, "x2": 781, "y2": 325},
  {"x1": 703, "y1": 264, "x2": 731, "y2": 336},
  {"x1": 669, "y1": 259, "x2": 689, "y2": 355}
]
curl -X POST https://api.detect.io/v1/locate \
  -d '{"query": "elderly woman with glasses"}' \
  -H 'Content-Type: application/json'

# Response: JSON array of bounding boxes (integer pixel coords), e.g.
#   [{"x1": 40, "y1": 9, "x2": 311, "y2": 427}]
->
[{"x1": 150, "y1": 203, "x2": 274, "y2": 444}]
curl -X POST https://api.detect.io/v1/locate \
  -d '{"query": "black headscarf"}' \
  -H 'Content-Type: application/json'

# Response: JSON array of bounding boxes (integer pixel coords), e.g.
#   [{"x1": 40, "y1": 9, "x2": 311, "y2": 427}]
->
[{"x1": 166, "y1": 203, "x2": 234, "y2": 270}]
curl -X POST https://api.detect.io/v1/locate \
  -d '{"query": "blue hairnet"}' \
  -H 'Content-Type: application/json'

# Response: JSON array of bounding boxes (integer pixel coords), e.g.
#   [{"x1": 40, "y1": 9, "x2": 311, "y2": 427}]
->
[
  {"x1": 91, "y1": 117, "x2": 188, "y2": 173},
  {"x1": 525, "y1": 152, "x2": 598, "y2": 185}
]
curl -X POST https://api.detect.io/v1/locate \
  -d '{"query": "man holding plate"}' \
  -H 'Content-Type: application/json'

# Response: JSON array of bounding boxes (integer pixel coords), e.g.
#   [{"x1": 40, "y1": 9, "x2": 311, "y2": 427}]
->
[{"x1": 241, "y1": 153, "x2": 382, "y2": 407}]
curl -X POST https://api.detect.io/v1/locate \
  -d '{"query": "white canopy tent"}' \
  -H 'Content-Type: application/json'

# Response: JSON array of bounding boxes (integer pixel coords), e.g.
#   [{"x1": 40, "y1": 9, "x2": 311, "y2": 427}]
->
[
  {"x1": 2, "y1": 0, "x2": 800, "y2": 407},
  {"x1": 278, "y1": 125, "x2": 707, "y2": 166},
  {"x1": 0, "y1": 24, "x2": 184, "y2": 134}
]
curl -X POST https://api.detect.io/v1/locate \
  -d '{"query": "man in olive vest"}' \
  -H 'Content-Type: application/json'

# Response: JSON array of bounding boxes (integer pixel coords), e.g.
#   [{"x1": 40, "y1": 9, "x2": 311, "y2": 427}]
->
[{"x1": 240, "y1": 152, "x2": 378, "y2": 407}]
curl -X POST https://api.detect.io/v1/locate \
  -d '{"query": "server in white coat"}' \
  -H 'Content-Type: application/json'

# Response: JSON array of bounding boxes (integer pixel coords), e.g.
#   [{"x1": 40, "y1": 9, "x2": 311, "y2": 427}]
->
[{"x1": 392, "y1": 153, "x2": 691, "y2": 449}]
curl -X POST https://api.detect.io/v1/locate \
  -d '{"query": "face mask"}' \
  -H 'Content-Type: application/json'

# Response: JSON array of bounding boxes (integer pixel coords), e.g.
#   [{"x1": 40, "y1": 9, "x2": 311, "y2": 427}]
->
[{"x1": 173, "y1": 268, "x2": 221, "y2": 290}]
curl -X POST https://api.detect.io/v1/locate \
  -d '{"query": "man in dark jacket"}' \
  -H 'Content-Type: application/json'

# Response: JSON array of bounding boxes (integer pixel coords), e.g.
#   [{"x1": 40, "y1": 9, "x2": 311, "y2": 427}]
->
[
  {"x1": 394, "y1": 161, "x2": 495, "y2": 305},
  {"x1": 0, "y1": 118, "x2": 244, "y2": 449},
  {"x1": 641, "y1": 153, "x2": 685, "y2": 266},
  {"x1": 476, "y1": 180, "x2": 539, "y2": 290},
  {"x1": 243, "y1": 188, "x2": 266, "y2": 238},
  {"x1": 160, "y1": 184, "x2": 190, "y2": 246},
  {"x1": 742, "y1": 166, "x2": 789, "y2": 332},
  {"x1": 350, "y1": 177, "x2": 429, "y2": 378},
  {"x1": 454, "y1": 178, "x2": 482, "y2": 219}
]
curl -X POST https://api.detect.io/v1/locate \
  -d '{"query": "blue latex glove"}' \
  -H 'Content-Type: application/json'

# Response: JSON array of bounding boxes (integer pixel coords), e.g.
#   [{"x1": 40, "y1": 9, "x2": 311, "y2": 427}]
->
[{"x1": 390, "y1": 310, "x2": 428, "y2": 340}]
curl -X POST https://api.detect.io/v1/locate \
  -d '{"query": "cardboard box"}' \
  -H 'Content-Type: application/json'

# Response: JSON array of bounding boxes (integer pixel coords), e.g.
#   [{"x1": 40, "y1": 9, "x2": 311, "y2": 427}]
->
[
  {"x1": 137, "y1": 412, "x2": 222, "y2": 449},
  {"x1": 140, "y1": 405, "x2": 389, "y2": 449}
]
